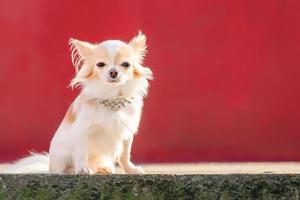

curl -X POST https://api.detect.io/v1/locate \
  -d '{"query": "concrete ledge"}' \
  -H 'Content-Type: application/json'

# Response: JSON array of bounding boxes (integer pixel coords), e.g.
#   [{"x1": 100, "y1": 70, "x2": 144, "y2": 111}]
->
[{"x1": 1, "y1": 174, "x2": 300, "y2": 199}]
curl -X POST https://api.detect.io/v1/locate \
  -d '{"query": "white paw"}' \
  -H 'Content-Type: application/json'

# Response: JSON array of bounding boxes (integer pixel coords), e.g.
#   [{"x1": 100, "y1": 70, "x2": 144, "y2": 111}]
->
[
  {"x1": 75, "y1": 166, "x2": 92, "y2": 174},
  {"x1": 126, "y1": 166, "x2": 145, "y2": 174}
]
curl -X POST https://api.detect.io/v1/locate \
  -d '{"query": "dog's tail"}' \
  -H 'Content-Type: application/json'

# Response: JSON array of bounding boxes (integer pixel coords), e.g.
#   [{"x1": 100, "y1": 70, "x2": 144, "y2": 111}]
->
[{"x1": 0, "y1": 152, "x2": 49, "y2": 173}]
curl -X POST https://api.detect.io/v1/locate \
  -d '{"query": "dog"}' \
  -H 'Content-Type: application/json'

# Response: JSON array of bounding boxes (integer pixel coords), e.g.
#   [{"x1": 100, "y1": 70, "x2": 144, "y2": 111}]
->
[{"x1": 0, "y1": 32, "x2": 152, "y2": 174}]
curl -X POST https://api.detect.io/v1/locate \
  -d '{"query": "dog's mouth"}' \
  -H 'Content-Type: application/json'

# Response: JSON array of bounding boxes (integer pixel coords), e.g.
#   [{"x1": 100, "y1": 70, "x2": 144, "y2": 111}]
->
[
  {"x1": 105, "y1": 76, "x2": 124, "y2": 85},
  {"x1": 107, "y1": 80, "x2": 119, "y2": 83},
  {"x1": 106, "y1": 79, "x2": 123, "y2": 85}
]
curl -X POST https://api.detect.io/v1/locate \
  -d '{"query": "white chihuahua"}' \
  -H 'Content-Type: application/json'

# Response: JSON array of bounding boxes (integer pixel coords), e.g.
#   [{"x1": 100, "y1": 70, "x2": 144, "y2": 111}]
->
[{"x1": 0, "y1": 32, "x2": 152, "y2": 174}]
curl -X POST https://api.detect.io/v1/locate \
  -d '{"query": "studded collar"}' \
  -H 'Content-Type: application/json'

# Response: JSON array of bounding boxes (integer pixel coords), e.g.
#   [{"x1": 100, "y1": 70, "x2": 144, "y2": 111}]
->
[{"x1": 94, "y1": 96, "x2": 134, "y2": 111}]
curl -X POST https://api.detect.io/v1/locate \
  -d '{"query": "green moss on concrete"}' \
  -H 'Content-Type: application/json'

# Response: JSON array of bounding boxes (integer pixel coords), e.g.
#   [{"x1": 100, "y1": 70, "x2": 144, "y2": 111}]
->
[
  {"x1": 0, "y1": 174, "x2": 300, "y2": 199},
  {"x1": 0, "y1": 177, "x2": 7, "y2": 200}
]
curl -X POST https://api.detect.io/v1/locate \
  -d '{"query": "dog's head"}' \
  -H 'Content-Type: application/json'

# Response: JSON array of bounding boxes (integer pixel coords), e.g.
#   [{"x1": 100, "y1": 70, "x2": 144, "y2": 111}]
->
[{"x1": 69, "y1": 32, "x2": 152, "y2": 89}]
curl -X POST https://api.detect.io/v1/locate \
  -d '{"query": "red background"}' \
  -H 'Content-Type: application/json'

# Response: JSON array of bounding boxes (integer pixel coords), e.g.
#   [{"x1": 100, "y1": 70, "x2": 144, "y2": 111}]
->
[{"x1": 0, "y1": 0, "x2": 300, "y2": 163}]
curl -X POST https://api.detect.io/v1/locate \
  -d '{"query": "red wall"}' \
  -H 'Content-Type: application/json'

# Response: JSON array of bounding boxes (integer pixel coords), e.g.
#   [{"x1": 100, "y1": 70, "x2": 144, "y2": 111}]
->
[{"x1": 1, "y1": 0, "x2": 300, "y2": 162}]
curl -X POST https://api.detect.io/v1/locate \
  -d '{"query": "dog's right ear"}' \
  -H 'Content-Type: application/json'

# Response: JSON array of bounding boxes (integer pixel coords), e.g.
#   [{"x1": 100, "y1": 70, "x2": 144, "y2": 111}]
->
[{"x1": 69, "y1": 38, "x2": 95, "y2": 72}]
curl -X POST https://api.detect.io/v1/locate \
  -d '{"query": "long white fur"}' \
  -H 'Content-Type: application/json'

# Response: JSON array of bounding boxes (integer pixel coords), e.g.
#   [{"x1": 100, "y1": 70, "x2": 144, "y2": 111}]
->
[
  {"x1": 0, "y1": 32, "x2": 152, "y2": 174},
  {"x1": 0, "y1": 152, "x2": 49, "y2": 173}
]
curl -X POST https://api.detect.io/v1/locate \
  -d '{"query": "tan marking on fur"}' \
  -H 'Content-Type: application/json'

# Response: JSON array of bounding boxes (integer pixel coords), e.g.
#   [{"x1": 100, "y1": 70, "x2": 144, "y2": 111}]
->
[
  {"x1": 96, "y1": 167, "x2": 113, "y2": 174},
  {"x1": 86, "y1": 69, "x2": 98, "y2": 80},
  {"x1": 133, "y1": 69, "x2": 143, "y2": 78},
  {"x1": 63, "y1": 164, "x2": 74, "y2": 173},
  {"x1": 84, "y1": 98, "x2": 97, "y2": 107},
  {"x1": 64, "y1": 104, "x2": 77, "y2": 124},
  {"x1": 118, "y1": 90, "x2": 122, "y2": 96}
]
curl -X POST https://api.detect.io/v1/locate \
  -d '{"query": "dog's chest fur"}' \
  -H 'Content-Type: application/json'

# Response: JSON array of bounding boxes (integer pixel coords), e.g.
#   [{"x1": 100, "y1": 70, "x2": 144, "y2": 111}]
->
[{"x1": 72, "y1": 92, "x2": 143, "y2": 160}]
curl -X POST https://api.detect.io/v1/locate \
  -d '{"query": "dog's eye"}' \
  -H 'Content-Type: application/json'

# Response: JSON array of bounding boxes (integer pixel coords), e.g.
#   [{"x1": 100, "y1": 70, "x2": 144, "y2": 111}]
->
[
  {"x1": 121, "y1": 62, "x2": 130, "y2": 68},
  {"x1": 96, "y1": 62, "x2": 106, "y2": 67}
]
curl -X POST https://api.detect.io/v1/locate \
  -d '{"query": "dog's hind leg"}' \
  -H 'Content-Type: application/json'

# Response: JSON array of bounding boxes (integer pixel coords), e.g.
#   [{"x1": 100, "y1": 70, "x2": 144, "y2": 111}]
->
[{"x1": 49, "y1": 146, "x2": 70, "y2": 173}]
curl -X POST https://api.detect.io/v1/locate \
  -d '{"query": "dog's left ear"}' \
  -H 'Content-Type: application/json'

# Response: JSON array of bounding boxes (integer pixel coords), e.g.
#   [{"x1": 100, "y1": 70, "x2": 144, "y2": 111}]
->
[
  {"x1": 129, "y1": 32, "x2": 153, "y2": 80},
  {"x1": 129, "y1": 31, "x2": 147, "y2": 64}
]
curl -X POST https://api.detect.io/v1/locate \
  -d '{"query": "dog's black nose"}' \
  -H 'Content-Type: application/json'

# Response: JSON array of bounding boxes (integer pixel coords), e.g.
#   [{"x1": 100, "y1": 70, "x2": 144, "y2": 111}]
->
[{"x1": 109, "y1": 70, "x2": 118, "y2": 79}]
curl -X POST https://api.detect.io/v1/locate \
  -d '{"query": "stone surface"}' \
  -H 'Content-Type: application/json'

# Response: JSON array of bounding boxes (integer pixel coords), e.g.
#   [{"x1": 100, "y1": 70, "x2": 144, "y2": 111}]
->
[
  {"x1": 139, "y1": 162, "x2": 300, "y2": 174},
  {"x1": 1, "y1": 174, "x2": 300, "y2": 199}
]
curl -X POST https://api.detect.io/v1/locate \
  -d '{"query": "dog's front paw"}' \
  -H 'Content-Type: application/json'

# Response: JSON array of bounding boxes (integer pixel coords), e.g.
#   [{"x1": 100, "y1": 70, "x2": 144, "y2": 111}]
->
[
  {"x1": 75, "y1": 166, "x2": 92, "y2": 174},
  {"x1": 126, "y1": 166, "x2": 145, "y2": 174},
  {"x1": 96, "y1": 166, "x2": 114, "y2": 175}
]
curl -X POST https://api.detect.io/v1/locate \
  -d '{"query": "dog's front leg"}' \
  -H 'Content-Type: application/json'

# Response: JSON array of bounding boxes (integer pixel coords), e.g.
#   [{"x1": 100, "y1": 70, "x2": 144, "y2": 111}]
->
[
  {"x1": 73, "y1": 126, "x2": 91, "y2": 174},
  {"x1": 118, "y1": 135, "x2": 145, "y2": 174}
]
